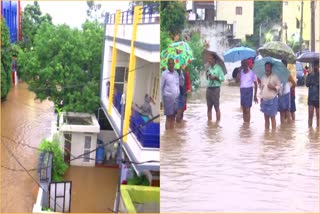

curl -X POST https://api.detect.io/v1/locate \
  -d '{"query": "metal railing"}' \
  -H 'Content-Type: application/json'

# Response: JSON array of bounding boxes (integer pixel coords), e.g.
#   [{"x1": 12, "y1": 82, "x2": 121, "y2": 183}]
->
[{"x1": 106, "y1": 3, "x2": 159, "y2": 25}]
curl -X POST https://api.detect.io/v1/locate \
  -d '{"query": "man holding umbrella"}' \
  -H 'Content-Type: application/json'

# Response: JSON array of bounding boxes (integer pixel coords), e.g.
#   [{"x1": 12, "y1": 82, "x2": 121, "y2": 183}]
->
[
  {"x1": 255, "y1": 61, "x2": 281, "y2": 130},
  {"x1": 206, "y1": 53, "x2": 225, "y2": 121},
  {"x1": 236, "y1": 59, "x2": 258, "y2": 123},
  {"x1": 306, "y1": 60, "x2": 319, "y2": 127}
]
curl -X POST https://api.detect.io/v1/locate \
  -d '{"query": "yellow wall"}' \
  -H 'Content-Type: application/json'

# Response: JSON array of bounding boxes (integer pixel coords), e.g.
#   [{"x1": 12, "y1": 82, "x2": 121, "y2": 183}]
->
[
  {"x1": 315, "y1": 0, "x2": 319, "y2": 52},
  {"x1": 282, "y1": 1, "x2": 311, "y2": 49},
  {"x1": 216, "y1": 1, "x2": 254, "y2": 40}
]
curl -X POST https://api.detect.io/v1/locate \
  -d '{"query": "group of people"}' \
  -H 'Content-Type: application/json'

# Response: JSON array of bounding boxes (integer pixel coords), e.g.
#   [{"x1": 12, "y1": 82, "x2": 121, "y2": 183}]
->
[
  {"x1": 160, "y1": 59, "x2": 191, "y2": 129},
  {"x1": 161, "y1": 53, "x2": 319, "y2": 130}
]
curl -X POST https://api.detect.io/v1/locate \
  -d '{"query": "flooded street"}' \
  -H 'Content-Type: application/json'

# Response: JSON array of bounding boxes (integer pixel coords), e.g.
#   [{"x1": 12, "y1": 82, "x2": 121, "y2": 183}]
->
[
  {"x1": 161, "y1": 85, "x2": 319, "y2": 212},
  {"x1": 1, "y1": 82, "x2": 55, "y2": 212}
]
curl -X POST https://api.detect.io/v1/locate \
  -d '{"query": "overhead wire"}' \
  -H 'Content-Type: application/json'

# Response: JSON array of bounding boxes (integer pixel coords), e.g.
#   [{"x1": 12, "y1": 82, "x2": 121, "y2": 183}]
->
[
  {"x1": 1, "y1": 140, "x2": 65, "y2": 211},
  {"x1": 1, "y1": 114, "x2": 160, "y2": 172}
]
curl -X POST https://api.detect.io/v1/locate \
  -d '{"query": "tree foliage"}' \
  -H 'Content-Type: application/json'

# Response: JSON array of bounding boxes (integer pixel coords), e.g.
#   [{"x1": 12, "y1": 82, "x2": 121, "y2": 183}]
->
[
  {"x1": 187, "y1": 32, "x2": 205, "y2": 89},
  {"x1": 86, "y1": 0, "x2": 105, "y2": 24},
  {"x1": 1, "y1": 16, "x2": 12, "y2": 100},
  {"x1": 18, "y1": 21, "x2": 104, "y2": 113},
  {"x1": 246, "y1": 1, "x2": 282, "y2": 48},
  {"x1": 160, "y1": 1, "x2": 186, "y2": 38},
  {"x1": 21, "y1": 2, "x2": 52, "y2": 49},
  {"x1": 160, "y1": 31, "x2": 173, "y2": 53},
  {"x1": 38, "y1": 139, "x2": 68, "y2": 182}
]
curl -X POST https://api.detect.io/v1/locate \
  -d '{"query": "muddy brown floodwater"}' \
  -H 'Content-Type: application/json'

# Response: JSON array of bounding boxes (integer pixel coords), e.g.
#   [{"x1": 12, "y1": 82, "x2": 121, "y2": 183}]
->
[
  {"x1": 161, "y1": 85, "x2": 319, "y2": 212},
  {"x1": 1, "y1": 82, "x2": 55, "y2": 212}
]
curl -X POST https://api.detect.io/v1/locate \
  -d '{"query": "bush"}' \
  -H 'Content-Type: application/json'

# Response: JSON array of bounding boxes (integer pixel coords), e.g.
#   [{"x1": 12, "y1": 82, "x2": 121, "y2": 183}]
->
[
  {"x1": 187, "y1": 32, "x2": 205, "y2": 90},
  {"x1": 38, "y1": 139, "x2": 68, "y2": 182},
  {"x1": 1, "y1": 17, "x2": 12, "y2": 100},
  {"x1": 127, "y1": 172, "x2": 150, "y2": 186}
]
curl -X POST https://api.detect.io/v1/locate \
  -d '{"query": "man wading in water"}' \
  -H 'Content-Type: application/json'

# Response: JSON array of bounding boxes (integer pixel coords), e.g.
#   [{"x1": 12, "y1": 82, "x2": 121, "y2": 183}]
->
[
  {"x1": 260, "y1": 62, "x2": 281, "y2": 130},
  {"x1": 206, "y1": 53, "x2": 225, "y2": 122},
  {"x1": 161, "y1": 58, "x2": 180, "y2": 130}
]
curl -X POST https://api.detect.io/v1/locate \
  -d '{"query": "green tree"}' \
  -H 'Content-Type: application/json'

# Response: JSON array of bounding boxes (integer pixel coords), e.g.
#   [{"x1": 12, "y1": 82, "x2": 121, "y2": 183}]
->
[
  {"x1": 38, "y1": 139, "x2": 68, "y2": 182},
  {"x1": 247, "y1": 1, "x2": 282, "y2": 48},
  {"x1": 1, "y1": 17, "x2": 12, "y2": 100},
  {"x1": 18, "y1": 21, "x2": 103, "y2": 113},
  {"x1": 86, "y1": 0, "x2": 105, "y2": 24},
  {"x1": 21, "y1": 2, "x2": 52, "y2": 49},
  {"x1": 160, "y1": 31, "x2": 173, "y2": 53},
  {"x1": 187, "y1": 32, "x2": 204, "y2": 89},
  {"x1": 160, "y1": 1, "x2": 186, "y2": 38}
]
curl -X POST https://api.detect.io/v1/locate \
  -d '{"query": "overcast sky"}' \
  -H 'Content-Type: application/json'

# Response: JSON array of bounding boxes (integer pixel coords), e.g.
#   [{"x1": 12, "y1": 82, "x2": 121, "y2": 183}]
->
[{"x1": 21, "y1": 1, "x2": 130, "y2": 28}]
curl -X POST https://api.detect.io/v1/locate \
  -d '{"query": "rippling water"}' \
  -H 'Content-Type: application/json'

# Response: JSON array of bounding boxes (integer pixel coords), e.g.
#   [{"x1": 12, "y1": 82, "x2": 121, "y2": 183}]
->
[
  {"x1": 1, "y1": 82, "x2": 55, "y2": 212},
  {"x1": 161, "y1": 86, "x2": 319, "y2": 212}
]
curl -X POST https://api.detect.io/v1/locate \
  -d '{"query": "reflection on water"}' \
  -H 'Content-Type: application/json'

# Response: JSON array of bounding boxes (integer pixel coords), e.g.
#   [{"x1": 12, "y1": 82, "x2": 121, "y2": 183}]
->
[
  {"x1": 161, "y1": 86, "x2": 319, "y2": 212},
  {"x1": 1, "y1": 83, "x2": 55, "y2": 212}
]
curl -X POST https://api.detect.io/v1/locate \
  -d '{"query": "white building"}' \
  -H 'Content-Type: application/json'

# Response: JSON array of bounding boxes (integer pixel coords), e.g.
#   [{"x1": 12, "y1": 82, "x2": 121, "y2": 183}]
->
[
  {"x1": 100, "y1": 4, "x2": 160, "y2": 184},
  {"x1": 58, "y1": 112, "x2": 100, "y2": 167}
]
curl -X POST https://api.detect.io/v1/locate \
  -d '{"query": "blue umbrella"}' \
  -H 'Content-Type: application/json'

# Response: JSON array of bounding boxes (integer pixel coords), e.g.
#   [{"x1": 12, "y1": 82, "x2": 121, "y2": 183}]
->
[
  {"x1": 252, "y1": 57, "x2": 290, "y2": 83},
  {"x1": 223, "y1": 46, "x2": 256, "y2": 63}
]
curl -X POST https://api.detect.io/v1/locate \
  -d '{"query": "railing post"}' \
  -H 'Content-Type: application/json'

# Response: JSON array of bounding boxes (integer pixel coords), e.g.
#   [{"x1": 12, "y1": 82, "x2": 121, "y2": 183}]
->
[{"x1": 149, "y1": 6, "x2": 153, "y2": 23}]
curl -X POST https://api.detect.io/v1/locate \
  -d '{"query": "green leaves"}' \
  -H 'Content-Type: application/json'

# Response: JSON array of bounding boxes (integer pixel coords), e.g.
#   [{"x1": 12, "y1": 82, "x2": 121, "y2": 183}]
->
[
  {"x1": 38, "y1": 139, "x2": 68, "y2": 182},
  {"x1": 160, "y1": 1, "x2": 186, "y2": 37},
  {"x1": 247, "y1": 1, "x2": 282, "y2": 48},
  {"x1": 21, "y1": 2, "x2": 53, "y2": 50},
  {"x1": 18, "y1": 20, "x2": 103, "y2": 113},
  {"x1": 187, "y1": 32, "x2": 205, "y2": 89},
  {"x1": 1, "y1": 17, "x2": 12, "y2": 100}
]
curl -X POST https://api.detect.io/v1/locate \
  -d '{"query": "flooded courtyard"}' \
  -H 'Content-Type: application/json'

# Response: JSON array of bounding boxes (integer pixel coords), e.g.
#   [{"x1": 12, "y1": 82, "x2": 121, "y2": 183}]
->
[
  {"x1": 160, "y1": 85, "x2": 319, "y2": 212},
  {"x1": 1, "y1": 83, "x2": 118, "y2": 212}
]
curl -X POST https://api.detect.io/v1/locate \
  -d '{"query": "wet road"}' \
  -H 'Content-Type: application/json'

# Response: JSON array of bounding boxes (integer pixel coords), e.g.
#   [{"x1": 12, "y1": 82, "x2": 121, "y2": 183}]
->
[
  {"x1": 1, "y1": 82, "x2": 55, "y2": 212},
  {"x1": 160, "y1": 85, "x2": 319, "y2": 212}
]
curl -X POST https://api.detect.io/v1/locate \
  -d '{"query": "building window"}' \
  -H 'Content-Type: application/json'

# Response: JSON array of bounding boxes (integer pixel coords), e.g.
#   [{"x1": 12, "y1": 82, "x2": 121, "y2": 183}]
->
[
  {"x1": 83, "y1": 136, "x2": 91, "y2": 162},
  {"x1": 236, "y1": 7, "x2": 242, "y2": 15},
  {"x1": 151, "y1": 73, "x2": 159, "y2": 102},
  {"x1": 114, "y1": 67, "x2": 128, "y2": 95},
  {"x1": 196, "y1": 8, "x2": 205, "y2": 20},
  {"x1": 296, "y1": 18, "x2": 300, "y2": 29}
]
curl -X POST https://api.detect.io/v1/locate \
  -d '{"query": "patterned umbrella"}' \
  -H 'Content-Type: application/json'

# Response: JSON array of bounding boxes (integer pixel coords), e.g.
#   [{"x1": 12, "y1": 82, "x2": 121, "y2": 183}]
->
[
  {"x1": 252, "y1": 57, "x2": 290, "y2": 83},
  {"x1": 258, "y1": 41, "x2": 296, "y2": 64},
  {"x1": 161, "y1": 41, "x2": 194, "y2": 70}
]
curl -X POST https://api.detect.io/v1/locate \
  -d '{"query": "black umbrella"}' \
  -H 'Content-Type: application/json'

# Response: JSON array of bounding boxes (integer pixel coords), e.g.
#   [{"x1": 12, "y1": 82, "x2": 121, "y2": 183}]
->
[
  {"x1": 296, "y1": 52, "x2": 319, "y2": 63},
  {"x1": 202, "y1": 49, "x2": 227, "y2": 75}
]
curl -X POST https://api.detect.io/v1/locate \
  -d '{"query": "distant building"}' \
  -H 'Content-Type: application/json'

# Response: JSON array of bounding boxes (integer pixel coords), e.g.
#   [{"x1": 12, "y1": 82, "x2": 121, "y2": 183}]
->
[
  {"x1": 1, "y1": 0, "x2": 22, "y2": 43},
  {"x1": 282, "y1": 1, "x2": 312, "y2": 51},
  {"x1": 215, "y1": 1, "x2": 254, "y2": 41}
]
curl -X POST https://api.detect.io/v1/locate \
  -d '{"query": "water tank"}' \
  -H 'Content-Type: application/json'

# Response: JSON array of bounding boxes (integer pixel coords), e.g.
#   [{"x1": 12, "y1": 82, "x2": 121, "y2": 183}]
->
[{"x1": 96, "y1": 144, "x2": 105, "y2": 164}]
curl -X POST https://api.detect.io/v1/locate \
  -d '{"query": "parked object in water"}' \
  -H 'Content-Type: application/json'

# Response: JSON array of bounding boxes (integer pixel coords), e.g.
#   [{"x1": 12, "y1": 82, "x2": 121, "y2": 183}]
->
[{"x1": 295, "y1": 62, "x2": 304, "y2": 86}]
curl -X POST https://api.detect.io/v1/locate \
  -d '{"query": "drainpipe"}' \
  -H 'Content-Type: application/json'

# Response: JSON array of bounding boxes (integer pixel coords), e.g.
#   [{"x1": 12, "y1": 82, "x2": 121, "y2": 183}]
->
[
  {"x1": 114, "y1": 93, "x2": 125, "y2": 213},
  {"x1": 299, "y1": 0, "x2": 304, "y2": 53},
  {"x1": 311, "y1": 0, "x2": 315, "y2": 51}
]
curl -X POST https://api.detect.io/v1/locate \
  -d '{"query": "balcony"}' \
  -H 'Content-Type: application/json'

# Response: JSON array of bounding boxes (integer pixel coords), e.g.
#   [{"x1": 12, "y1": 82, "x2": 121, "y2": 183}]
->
[
  {"x1": 130, "y1": 110, "x2": 159, "y2": 148},
  {"x1": 105, "y1": 4, "x2": 160, "y2": 63}
]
